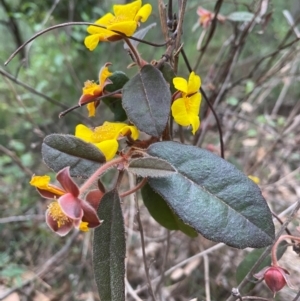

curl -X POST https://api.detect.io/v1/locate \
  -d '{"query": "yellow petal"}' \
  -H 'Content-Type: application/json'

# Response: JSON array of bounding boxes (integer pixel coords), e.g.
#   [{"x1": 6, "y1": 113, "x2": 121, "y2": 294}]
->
[
  {"x1": 119, "y1": 125, "x2": 139, "y2": 140},
  {"x1": 189, "y1": 114, "x2": 200, "y2": 135},
  {"x1": 94, "y1": 139, "x2": 119, "y2": 161},
  {"x1": 173, "y1": 77, "x2": 188, "y2": 94},
  {"x1": 128, "y1": 125, "x2": 139, "y2": 140},
  {"x1": 87, "y1": 13, "x2": 114, "y2": 34},
  {"x1": 82, "y1": 81, "x2": 101, "y2": 95},
  {"x1": 186, "y1": 92, "x2": 201, "y2": 116},
  {"x1": 30, "y1": 175, "x2": 65, "y2": 195},
  {"x1": 108, "y1": 21, "x2": 137, "y2": 36},
  {"x1": 30, "y1": 175, "x2": 51, "y2": 188},
  {"x1": 98, "y1": 64, "x2": 113, "y2": 89},
  {"x1": 113, "y1": 0, "x2": 141, "y2": 20},
  {"x1": 75, "y1": 124, "x2": 94, "y2": 143},
  {"x1": 79, "y1": 221, "x2": 89, "y2": 232},
  {"x1": 248, "y1": 175, "x2": 260, "y2": 184},
  {"x1": 84, "y1": 35, "x2": 101, "y2": 51},
  {"x1": 135, "y1": 4, "x2": 152, "y2": 22},
  {"x1": 171, "y1": 98, "x2": 190, "y2": 126},
  {"x1": 87, "y1": 102, "x2": 96, "y2": 117},
  {"x1": 187, "y1": 72, "x2": 201, "y2": 95}
]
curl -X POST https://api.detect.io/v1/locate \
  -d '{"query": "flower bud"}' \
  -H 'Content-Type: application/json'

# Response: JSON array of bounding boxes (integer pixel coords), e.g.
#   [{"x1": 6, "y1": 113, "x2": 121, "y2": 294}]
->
[
  {"x1": 254, "y1": 265, "x2": 292, "y2": 296},
  {"x1": 264, "y1": 267, "x2": 288, "y2": 294}
]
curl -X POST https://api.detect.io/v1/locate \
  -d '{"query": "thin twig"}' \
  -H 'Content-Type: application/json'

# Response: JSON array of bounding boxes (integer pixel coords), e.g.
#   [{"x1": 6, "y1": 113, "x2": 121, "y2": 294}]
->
[
  {"x1": 240, "y1": 297, "x2": 271, "y2": 301},
  {"x1": 0, "y1": 215, "x2": 44, "y2": 224},
  {"x1": 292, "y1": 289, "x2": 300, "y2": 301},
  {"x1": 134, "y1": 178, "x2": 157, "y2": 301},
  {"x1": 135, "y1": 243, "x2": 225, "y2": 294},
  {"x1": 0, "y1": 145, "x2": 33, "y2": 176},
  {"x1": 0, "y1": 67, "x2": 89, "y2": 122},
  {"x1": 155, "y1": 231, "x2": 171, "y2": 296},
  {"x1": 174, "y1": 0, "x2": 187, "y2": 72},
  {"x1": 196, "y1": 47, "x2": 241, "y2": 148},
  {"x1": 5, "y1": 22, "x2": 167, "y2": 66},
  {"x1": 203, "y1": 249, "x2": 211, "y2": 301},
  {"x1": 59, "y1": 88, "x2": 122, "y2": 117},
  {"x1": 194, "y1": 0, "x2": 225, "y2": 70},
  {"x1": 119, "y1": 178, "x2": 147, "y2": 198},
  {"x1": 125, "y1": 278, "x2": 144, "y2": 301},
  {"x1": 226, "y1": 199, "x2": 300, "y2": 301},
  {"x1": 157, "y1": 0, "x2": 169, "y2": 42},
  {"x1": 0, "y1": 230, "x2": 79, "y2": 300},
  {"x1": 180, "y1": 47, "x2": 224, "y2": 157}
]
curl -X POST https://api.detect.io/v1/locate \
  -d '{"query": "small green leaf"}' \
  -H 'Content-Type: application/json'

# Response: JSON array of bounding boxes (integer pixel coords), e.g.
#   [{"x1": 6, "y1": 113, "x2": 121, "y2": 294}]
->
[
  {"x1": 247, "y1": 128, "x2": 257, "y2": 137},
  {"x1": 128, "y1": 157, "x2": 176, "y2": 177},
  {"x1": 142, "y1": 183, "x2": 197, "y2": 237},
  {"x1": 42, "y1": 134, "x2": 105, "y2": 178},
  {"x1": 146, "y1": 141, "x2": 275, "y2": 249},
  {"x1": 122, "y1": 65, "x2": 171, "y2": 137},
  {"x1": 93, "y1": 189, "x2": 125, "y2": 301},
  {"x1": 236, "y1": 241, "x2": 288, "y2": 292},
  {"x1": 245, "y1": 80, "x2": 255, "y2": 94},
  {"x1": 227, "y1": 12, "x2": 256, "y2": 22},
  {"x1": 103, "y1": 71, "x2": 129, "y2": 121},
  {"x1": 226, "y1": 97, "x2": 239, "y2": 106}
]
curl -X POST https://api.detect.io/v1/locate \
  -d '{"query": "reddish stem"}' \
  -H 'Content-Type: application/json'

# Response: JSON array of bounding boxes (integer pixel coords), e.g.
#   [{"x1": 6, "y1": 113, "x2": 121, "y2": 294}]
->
[
  {"x1": 79, "y1": 156, "x2": 126, "y2": 195},
  {"x1": 119, "y1": 178, "x2": 147, "y2": 198},
  {"x1": 271, "y1": 234, "x2": 300, "y2": 266}
]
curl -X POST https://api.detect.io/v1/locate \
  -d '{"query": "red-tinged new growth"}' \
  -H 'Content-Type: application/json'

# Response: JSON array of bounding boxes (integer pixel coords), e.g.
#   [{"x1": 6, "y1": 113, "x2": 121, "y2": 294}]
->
[{"x1": 30, "y1": 167, "x2": 103, "y2": 236}]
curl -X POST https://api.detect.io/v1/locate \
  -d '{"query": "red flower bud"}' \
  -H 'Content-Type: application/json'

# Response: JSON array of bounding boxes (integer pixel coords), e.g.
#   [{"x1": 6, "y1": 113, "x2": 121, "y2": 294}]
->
[
  {"x1": 264, "y1": 267, "x2": 288, "y2": 294},
  {"x1": 254, "y1": 266, "x2": 294, "y2": 296}
]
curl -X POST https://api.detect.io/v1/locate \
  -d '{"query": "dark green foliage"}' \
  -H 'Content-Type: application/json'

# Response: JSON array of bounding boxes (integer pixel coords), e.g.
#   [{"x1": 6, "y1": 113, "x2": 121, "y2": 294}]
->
[
  {"x1": 93, "y1": 189, "x2": 125, "y2": 301},
  {"x1": 122, "y1": 64, "x2": 171, "y2": 137},
  {"x1": 42, "y1": 134, "x2": 105, "y2": 177},
  {"x1": 146, "y1": 141, "x2": 275, "y2": 249}
]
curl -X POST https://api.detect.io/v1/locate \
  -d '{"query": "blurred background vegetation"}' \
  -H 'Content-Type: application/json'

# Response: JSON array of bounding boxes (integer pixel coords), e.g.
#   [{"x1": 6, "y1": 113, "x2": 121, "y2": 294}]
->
[{"x1": 1, "y1": 0, "x2": 300, "y2": 300}]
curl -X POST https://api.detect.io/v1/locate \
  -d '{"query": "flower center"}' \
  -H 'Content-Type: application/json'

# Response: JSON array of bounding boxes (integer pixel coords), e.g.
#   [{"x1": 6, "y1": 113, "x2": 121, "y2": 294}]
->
[
  {"x1": 92, "y1": 123, "x2": 116, "y2": 142},
  {"x1": 48, "y1": 201, "x2": 71, "y2": 228},
  {"x1": 110, "y1": 15, "x2": 128, "y2": 25},
  {"x1": 184, "y1": 96, "x2": 192, "y2": 111}
]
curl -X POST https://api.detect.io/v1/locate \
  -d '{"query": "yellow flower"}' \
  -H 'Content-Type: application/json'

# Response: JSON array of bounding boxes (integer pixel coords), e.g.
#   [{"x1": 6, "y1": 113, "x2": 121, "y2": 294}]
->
[
  {"x1": 248, "y1": 175, "x2": 260, "y2": 184},
  {"x1": 171, "y1": 72, "x2": 202, "y2": 135},
  {"x1": 75, "y1": 122, "x2": 139, "y2": 160},
  {"x1": 84, "y1": 0, "x2": 152, "y2": 51},
  {"x1": 78, "y1": 63, "x2": 113, "y2": 117}
]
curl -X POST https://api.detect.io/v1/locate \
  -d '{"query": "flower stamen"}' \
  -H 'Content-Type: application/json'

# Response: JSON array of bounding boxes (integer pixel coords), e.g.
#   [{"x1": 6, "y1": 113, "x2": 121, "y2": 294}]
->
[{"x1": 48, "y1": 201, "x2": 71, "y2": 228}]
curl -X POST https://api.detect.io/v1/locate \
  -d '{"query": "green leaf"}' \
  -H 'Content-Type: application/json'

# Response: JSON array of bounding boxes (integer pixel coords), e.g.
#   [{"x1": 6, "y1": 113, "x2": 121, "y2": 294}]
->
[
  {"x1": 103, "y1": 71, "x2": 129, "y2": 121},
  {"x1": 142, "y1": 183, "x2": 198, "y2": 237},
  {"x1": 128, "y1": 157, "x2": 176, "y2": 177},
  {"x1": 245, "y1": 80, "x2": 255, "y2": 94},
  {"x1": 93, "y1": 189, "x2": 125, "y2": 301},
  {"x1": 236, "y1": 241, "x2": 288, "y2": 292},
  {"x1": 42, "y1": 134, "x2": 105, "y2": 178},
  {"x1": 159, "y1": 63, "x2": 177, "y2": 94},
  {"x1": 226, "y1": 97, "x2": 239, "y2": 106},
  {"x1": 227, "y1": 11, "x2": 256, "y2": 22},
  {"x1": 122, "y1": 65, "x2": 171, "y2": 137},
  {"x1": 146, "y1": 141, "x2": 275, "y2": 249}
]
